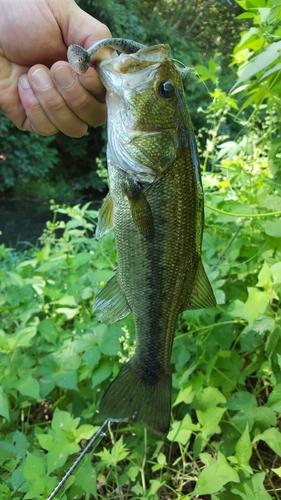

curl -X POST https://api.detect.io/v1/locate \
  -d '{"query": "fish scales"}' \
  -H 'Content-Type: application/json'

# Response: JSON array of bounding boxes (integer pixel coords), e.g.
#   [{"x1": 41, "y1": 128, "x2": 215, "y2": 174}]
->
[{"x1": 89, "y1": 42, "x2": 216, "y2": 435}]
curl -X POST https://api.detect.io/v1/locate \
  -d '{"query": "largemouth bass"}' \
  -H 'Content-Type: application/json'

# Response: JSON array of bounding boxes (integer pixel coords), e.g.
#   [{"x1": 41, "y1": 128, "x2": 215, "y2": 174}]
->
[{"x1": 69, "y1": 39, "x2": 216, "y2": 436}]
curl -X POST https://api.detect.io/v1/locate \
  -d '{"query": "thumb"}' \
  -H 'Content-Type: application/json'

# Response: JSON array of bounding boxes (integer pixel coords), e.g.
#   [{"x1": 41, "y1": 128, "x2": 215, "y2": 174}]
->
[{"x1": 60, "y1": 0, "x2": 112, "y2": 56}]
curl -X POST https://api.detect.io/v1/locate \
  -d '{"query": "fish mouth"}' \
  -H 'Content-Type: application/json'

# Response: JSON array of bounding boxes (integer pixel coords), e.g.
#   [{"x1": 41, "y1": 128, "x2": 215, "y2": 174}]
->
[{"x1": 95, "y1": 44, "x2": 171, "y2": 93}]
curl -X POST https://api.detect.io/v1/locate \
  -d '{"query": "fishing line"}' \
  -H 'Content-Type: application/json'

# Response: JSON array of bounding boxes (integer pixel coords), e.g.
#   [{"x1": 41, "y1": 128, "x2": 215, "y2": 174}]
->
[
  {"x1": 46, "y1": 419, "x2": 109, "y2": 500},
  {"x1": 210, "y1": 224, "x2": 243, "y2": 273}
]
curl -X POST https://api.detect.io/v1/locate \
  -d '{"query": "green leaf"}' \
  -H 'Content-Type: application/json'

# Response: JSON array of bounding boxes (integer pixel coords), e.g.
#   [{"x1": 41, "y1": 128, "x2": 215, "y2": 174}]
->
[
  {"x1": 253, "y1": 428, "x2": 281, "y2": 457},
  {"x1": 196, "y1": 407, "x2": 226, "y2": 440},
  {"x1": 256, "y1": 262, "x2": 271, "y2": 287},
  {"x1": 74, "y1": 454, "x2": 97, "y2": 497},
  {"x1": 111, "y1": 436, "x2": 129, "y2": 465},
  {"x1": 0, "y1": 386, "x2": 9, "y2": 420},
  {"x1": 271, "y1": 262, "x2": 281, "y2": 284},
  {"x1": 91, "y1": 360, "x2": 112, "y2": 389},
  {"x1": 74, "y1": 424, "x2": 98, "y2": 441},
  {"x1": 37, "y1": 318, "x2": 59, "y2": 344},
  {"x1": 263, "y1": 219, "x2": 281, "y2": 238},
  {"x1": 17, "y1": 372, "x2": 40, "y2": 400},
  {"x1": 52, "y1": 295, "x2": 77, "y2": 306},
  {"x1": 243, "y1": 287, "x2": 274, "y2": 325},
  {"x1": 265, "y1": 383, "x2": 281, "y2": 412},
  {"x1": 235, "y1": 425, "x2": 253, "y2": 471},
  {"x1": 193, "y1": 387, "x2": 226, "y2": 411},
  {"x1": 272, "y1": 466, "x2": 281, "y2": 478},
  {"x1": 193, "y1": 452, "x2": 239, "y2": 496},
  {"x1": 167, "y1": 414, "x2": 195, "y2": 445},
  {"x1": 11, "y1": 323, "x2": 38, "y2": 349},
  {"x1": 47, "y1": 439, "x2": 80, "y2": 474},
  {"x1": 99, "y1": 324, "x2": 122, "y2": 356},
  {"x1": 148, "y1": 479, "x2": 163, "y2": 496},
  {"x1": 52, "y1": 369, "x2": 78, "y2": 390},
  {"x1": 36, "y1": 433, "x2": 54, "y2": 451},
  {"x1": 56, "y1": 307, "x2": 79, "y2": 319},
  {"x1": 51, "y1": 408, "x2": 80, "y2": 435},
  {"x1": 235, "y1": 40, "x2": 281, "y2": 85},
  {"x1": 23, "y1": 453, "x2": 58, "y2": 500},
  {"x1": 231, "y1": 473, "x2": 272, "y2": 500}
]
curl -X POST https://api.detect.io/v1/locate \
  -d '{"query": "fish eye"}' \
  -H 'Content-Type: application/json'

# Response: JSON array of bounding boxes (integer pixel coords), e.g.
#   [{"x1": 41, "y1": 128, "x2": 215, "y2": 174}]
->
[{"x1": 158, "y1": 80, "x2": 175, "y2": 99}]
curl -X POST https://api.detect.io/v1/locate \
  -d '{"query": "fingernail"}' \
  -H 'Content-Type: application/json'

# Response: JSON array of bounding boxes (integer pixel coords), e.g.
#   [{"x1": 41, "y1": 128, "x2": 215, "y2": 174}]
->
[
  {"x1": 19, "y1": 74, "x2": 30, "y2": 90},
  {"x1": 32, "y1": 68, "x2": 52, "y2": 90},
  {"x1": 54, "y1": 66, "x2": 75, "y2": 89}
]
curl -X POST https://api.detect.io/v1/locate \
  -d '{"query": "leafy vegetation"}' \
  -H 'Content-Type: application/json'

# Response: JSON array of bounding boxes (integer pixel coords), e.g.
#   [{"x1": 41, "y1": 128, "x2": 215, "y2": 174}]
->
[{"x1": 1, "y1": 0, "x2": 281, "y2": 498}]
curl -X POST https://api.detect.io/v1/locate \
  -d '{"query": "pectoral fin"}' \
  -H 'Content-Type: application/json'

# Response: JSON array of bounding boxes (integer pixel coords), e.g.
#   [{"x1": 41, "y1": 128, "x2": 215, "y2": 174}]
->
[
  {"x1": 93, "y1": 272, "x2": 131, "y2": 323},
  {"x1": 184, "y1": 261, "x2": 216, "y2": 311},
  {"x1": 124, "y1": 181, "x2": 154, "y2": 240},
  {"x1": 96, "y1": 194, "x2": 114, "y2": 239}
]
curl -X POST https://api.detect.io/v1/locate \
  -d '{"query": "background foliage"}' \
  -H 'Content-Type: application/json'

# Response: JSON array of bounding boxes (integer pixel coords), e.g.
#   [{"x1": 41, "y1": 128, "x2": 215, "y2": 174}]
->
[{"x1": 1, "y1": 0, "x2": 281, "y2": 499}]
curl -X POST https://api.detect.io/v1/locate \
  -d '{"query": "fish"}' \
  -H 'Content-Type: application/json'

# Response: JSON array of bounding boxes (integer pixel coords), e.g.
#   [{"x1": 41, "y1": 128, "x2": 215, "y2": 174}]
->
[{"x1": 68, "y1": 39, "x2": 216, "y2": 436}]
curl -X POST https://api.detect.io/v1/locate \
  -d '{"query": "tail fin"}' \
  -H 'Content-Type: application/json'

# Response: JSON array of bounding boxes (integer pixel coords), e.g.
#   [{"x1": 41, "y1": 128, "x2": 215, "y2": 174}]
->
[{"x1": 99, "y1": 358, "x2": 171, "y2": 436}]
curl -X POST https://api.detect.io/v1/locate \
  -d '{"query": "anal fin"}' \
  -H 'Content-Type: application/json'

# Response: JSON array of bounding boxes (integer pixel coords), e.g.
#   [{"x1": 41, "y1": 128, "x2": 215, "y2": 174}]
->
[
  {"x1": 184, "y1": 260, "x2": 216, "y2": 311},
  {"x1": 93, "y1": 272, "x2": 131, "y2": 323}
]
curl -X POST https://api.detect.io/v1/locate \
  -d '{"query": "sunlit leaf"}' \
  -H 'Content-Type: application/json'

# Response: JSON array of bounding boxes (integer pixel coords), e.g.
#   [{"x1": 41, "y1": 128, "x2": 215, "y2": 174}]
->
[{"x1": 193, "y1": 452, "x2": 239, "y2": 495}]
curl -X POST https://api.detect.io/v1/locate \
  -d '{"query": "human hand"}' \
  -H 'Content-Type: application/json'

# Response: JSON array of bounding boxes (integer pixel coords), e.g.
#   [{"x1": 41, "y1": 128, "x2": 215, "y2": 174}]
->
[{"x1": 0, "y1": 0, "x2": 111, "y2": 136}]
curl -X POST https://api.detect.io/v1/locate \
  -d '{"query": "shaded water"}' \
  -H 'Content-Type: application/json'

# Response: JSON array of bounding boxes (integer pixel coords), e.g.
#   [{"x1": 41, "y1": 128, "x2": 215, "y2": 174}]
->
[{"x1": 0, "y1": 199, "x2": 53, "y2": 248}]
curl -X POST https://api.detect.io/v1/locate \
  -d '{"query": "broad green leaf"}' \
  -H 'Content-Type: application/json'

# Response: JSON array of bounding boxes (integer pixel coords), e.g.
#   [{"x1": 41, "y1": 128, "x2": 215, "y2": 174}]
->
[
  {"x1": 99, "y1": 324, "x2": 122, "y2": 356},
  {"x1": 23, "y1": 453, "x2": 45, "y2": 481},
  {"x1": 74, "y1": 454, "x2": 97, "y2": 497},
  {"x1": 47, "y1": 439, "x2": 80, "y2": 474},
  {"x1": 265, "y1": 383, "x2": 281, "y2": 412},
  {"x1": 196, "y1": 407, "x2": 226, "y2": 440},
  {"x1": 0, "y1": 386, "x2": 9, "y2": 421},
  {"x1": 10, "y1": 323, "x2": 38, "y2": 349},
  {"x1": 263, "y1": 219, "x2": 281, "y2": 238},
  {"x1": 240, "y1": 316, "x2": 275, "y2": 352},
  {"x1": 52, "y1": 369, "x2": 78, "y2": 390},
  {"x1": 37, "y1": 318, "x2": 60, "y2": 344},
  {"x1": 91, "y1": 360, "x2": 112, "y2": 389},
  {"x1": 261, "y1": 61, "x2": 281, "y2": 79},
  {"x1": 36, "y1": 433, "x2": 54, "y2": 451},
  {"x1": 17, "y1": 372, "x2": 40, "y2": 400},
  {"x1": 23, "y1": 454, "x2": 57, "y2": 500},
  {"x1": 148, "y1": 479, "x2": 163, "y2": 496},
  {"x1": 111, "y1": 436, "x2": 129, "y2": 464},
  {"x1": 272, "y1": 466, "x2": 281, "y2": 478},
  {"x1": 193, "y1": 387, "x2": 226, "y2": 411},
  {"x1": 243, "y1": 287, "x2": 274, "y2": 324},
  {"x1": 253, "y1": 406, "x2": 276, "y2": 429},
  {"x1": 56, "y1": 306, "x2": 79, "y2": 319},
  {"x1": 167, "y1": 414, "x2": 195, "y2": 445},
  {"x1": 51, "y1": 408, "x2": 80, "y2": 435},
  {"x1": 74, "y1": 424, "x2": 98, "y2": 441},
  {"x1": 52, "y1": 295, "x2": 77, "y2": 306},
  {"x1": 271, "y1": 262, "x2": 281, "y2": 284},
  {"x1": 82, "y1": 347, "x2": 101, "y2": 369},
  {"x1": 193, "y1": 452, "x2": 239, "y2": 496},
  {"x1": 231, "y1": 473, "x2": 271, "y2": 500},
  {"x1": 256, "y1": 262, "x2": 271, "y2": 287},
  {"x1": 235, "y1": 425, "x2": 253, "y2": 472},
  {"x1": 235, "y1": 40, "x2": 281, "y2": 85},
  {"x1": 253, "y1": 428, "x2": 281, "y2": 456}
]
